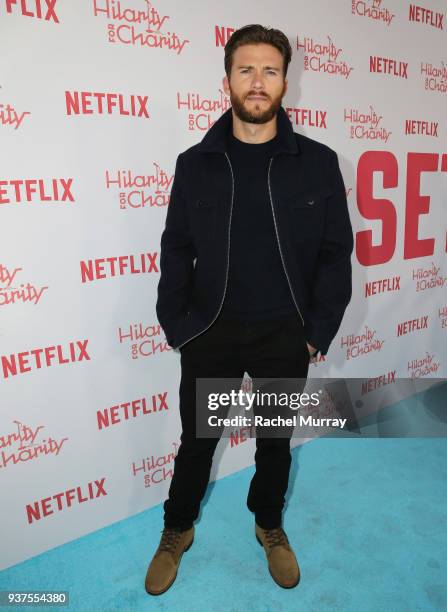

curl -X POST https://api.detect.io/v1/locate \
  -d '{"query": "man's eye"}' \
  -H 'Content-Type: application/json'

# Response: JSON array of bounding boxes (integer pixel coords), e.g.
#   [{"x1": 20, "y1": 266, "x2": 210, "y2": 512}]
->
[{"x1": 240, "y1": 69, "x2": 277, "y2": 75}]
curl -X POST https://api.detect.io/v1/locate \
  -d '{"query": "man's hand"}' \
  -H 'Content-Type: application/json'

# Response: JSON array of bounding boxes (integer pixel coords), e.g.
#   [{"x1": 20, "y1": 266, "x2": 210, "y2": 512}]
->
[{"x1": 306, "y1": 341, "x2": 318, "y2": 363}]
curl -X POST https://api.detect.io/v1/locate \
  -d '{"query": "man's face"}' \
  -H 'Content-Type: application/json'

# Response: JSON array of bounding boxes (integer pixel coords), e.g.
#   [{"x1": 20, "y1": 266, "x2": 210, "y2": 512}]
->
[{"x1": 223, "y1": 43, "x2": 288, "y2": 125}]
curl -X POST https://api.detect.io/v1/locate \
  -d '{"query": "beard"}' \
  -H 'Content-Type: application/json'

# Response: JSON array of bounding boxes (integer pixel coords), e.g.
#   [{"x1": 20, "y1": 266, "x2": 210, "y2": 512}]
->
[{"x1": 228, "y1": 83, "x2": 286, "y2": 124}]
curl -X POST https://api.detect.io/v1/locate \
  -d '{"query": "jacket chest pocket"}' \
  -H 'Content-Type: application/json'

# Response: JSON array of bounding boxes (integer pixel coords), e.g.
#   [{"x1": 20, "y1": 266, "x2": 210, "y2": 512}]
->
[
  {"x1": 286, "y1": 187, "x2": 333, "y2": 210},
  {"x1": 284, "y1": 187, "x2": 333, "y2": 242},
  {"x1": 190, "y1": 198, "x2": 218, "y2": 244}
]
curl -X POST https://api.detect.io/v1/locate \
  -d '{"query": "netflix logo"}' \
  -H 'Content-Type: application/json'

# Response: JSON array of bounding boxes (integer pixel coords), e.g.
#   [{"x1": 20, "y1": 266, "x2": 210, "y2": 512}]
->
[
  {"x1": 1, "y1": 340, "x2": 90, "y2": 379},
  {"x1": 3, "y1": 0, "x2": 59, "y2": 22},
  {"x1": 65, "y1": 91, "x2": 149, "y2": 118},
  {"x1": 365, "y1": 276, "x2": 400, "y2": 297},
  {"x1": 97, "y1": 392, "x2": 169, "y2": 430},
  {"x1": 397, "y1": 315, "x2": 429, "y2": 336},
  {"x1": 370, "y1": 56, "x2": 408, "y2": 79},
  {"x1": 360, "y1": 370, "x2": 396, "y2": 395},
  {"x1": 405, "y1": 119, "x2": 438, "y2": 137},
  {"x1": 215, "y1": 25, "x2": 235, "y2": 47},
  {"x1": 26, "y1": 478, "x2": 107, "y2": 524},
  {"x1": 408, "y1": 5, "x2": 444, "y2": 30},
  {"x1": 285, "y1": 107, "x2": 327, "y2": 130},
  {"x1": 80, "y1": 253, "x2": 158, "y2": 283},
  {"x1": 0, "y1": 178, "x2": 74, "y2": 204}
]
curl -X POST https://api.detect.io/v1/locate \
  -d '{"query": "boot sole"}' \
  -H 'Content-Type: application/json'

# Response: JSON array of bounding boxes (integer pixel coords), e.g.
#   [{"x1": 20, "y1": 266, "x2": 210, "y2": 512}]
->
[
  {"x1": 145, "y1": 535, "x2": 194, "y2": 596},
  {"x1": 256, "y1": 533, "x2": 300, "y2": 589}
]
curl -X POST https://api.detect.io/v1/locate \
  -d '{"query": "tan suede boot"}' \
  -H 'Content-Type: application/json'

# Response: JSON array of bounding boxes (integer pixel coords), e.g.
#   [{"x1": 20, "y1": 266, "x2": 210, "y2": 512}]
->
[
  {"x1": 145, "y1": 526, "x2": 194, "y2": 595},
  {"x1": 255, "y1": 523, "x2": 300, "y2": 588}
]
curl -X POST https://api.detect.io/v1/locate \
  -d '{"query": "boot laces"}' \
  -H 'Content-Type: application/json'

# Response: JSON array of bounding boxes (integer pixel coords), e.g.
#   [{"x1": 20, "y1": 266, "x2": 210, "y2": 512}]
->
[
  {"x1": 263, "y1": 527, "x2": 288, "y2": 549},
  {"x1": 159, "y1": 527, "x2": 182, "y2": 554}
]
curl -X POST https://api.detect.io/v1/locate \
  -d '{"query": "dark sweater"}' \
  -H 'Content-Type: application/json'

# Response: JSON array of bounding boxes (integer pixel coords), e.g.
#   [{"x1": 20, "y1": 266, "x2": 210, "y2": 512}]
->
[{"x1": 219, "y1": 129, "x2": 297, "y2": 322}]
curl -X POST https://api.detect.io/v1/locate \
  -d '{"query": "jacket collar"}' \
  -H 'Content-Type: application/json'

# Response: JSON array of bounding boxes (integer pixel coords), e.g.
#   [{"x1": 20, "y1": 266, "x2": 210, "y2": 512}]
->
[{"x1": 198, "y1": 105, "x2": 300, "y2": 156}]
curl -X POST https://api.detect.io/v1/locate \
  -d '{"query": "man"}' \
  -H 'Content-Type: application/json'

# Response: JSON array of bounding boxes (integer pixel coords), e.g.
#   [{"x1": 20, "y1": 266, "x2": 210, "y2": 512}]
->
[{"x1": 145, "y1": 24, "x2": 354, "y2": 595}]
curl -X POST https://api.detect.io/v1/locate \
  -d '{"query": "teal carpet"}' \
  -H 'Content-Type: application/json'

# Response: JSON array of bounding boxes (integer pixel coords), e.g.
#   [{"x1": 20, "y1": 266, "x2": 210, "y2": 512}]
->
[{"x1": 1, "y1": 431, "x2": 446, "y2": 611}]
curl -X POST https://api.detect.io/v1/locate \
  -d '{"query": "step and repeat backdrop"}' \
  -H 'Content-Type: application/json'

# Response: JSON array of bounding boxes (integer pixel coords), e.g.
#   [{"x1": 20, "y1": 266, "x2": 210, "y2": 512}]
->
[{"x1": 1, "y1": 0, "x2": 446, "y2": 569}]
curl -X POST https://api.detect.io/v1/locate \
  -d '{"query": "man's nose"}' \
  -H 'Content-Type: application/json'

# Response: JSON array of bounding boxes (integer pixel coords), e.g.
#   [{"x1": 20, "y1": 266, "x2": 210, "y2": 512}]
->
[{"x1": 250, "y1": 73, "x2": 266, "y2": 87}]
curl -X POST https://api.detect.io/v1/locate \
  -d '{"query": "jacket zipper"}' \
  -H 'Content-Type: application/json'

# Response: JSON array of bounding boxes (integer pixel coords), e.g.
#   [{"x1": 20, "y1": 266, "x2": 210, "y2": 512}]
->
[
  {"x1": 176, "y1": 152, "x2": 235, "y2": 349},
  {"x1": 267, "y1": 156, "x2": 305, "y2": 327}
]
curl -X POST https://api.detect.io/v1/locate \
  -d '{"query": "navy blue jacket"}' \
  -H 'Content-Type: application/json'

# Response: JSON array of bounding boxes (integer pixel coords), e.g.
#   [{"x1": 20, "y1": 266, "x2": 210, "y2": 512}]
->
[{"x1": 156, "y1": 105, "x2": 354, "y2": 357}]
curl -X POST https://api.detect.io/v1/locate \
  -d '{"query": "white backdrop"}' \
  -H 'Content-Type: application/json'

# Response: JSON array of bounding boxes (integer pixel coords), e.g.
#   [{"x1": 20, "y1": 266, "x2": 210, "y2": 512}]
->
[{"x1": 1, "y1": 0, "x2": 446, "y2": 570}]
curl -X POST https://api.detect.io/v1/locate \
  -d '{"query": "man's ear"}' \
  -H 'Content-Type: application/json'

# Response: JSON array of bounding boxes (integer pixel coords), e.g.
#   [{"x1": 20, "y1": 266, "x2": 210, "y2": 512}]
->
[{"x1": 223, "y1": 75, "x2": 230, "y2": 95}]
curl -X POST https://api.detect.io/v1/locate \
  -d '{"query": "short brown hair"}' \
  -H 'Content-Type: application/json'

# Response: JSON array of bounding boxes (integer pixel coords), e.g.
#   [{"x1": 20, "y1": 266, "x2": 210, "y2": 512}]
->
[{"x1": 224, "y1": 24, "x2": 292, "y2": 79}]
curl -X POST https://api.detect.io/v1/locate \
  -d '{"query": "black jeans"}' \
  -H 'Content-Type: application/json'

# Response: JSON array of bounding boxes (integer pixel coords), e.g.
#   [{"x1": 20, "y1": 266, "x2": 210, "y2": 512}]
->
[{"x1": 163, "y1": 311, "x2": 310, "y2": 531}]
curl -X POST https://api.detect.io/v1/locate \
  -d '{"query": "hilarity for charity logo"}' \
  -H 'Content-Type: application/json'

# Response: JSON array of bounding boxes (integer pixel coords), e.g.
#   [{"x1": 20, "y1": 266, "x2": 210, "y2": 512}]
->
[
  {"x1": 0, "y1": 420, "x2": 68, "y2": 470},
  {"x1": 105, "y1": 163, "x2": 174, "y2": 209},
  {"x1": 421, "y1": 60, "x2": 447, "y2": 93},
  {"x1": 118, "y1": 322, "x2": 172, "y2": 358},
  {"x1": 289, "y1": 388, "x2": 346, "y2": 433},
  {"x1": 407, "y1": 352, "x2": 440, "y2": 378},
  {"x1": 0, "y1": 85, "x2": 30, "y2": 130},
  {"x1": 0, "y1": 264, "x2": 49, "y2": 306},
  {"x1": 439, "y1": 305, "x2": 447, "y2": 328},
  {"x1": 351, "y1": 0, "x2": 395, "y2": 26},
  {"x1": 92, "y1": 0, "x2": 189, "y2": 54},
  {"x1": 411, "y1": 262, "x2": 447, "y2": 292},
  {"x1": 132, "y1": 441, "x2": 179, "y2": 488},
  {"x1": 177, "y1": 89, "x2": 231, "y2": 132},
  {"x1": 341, "y1": 325, "x2": 385, "y2": 359},
  {"x1": 344, "y1": 105, "x2": 391, "y2": 143},
  {"x1": 296, "y1": 34, "x2": 354, "y2": 79}
]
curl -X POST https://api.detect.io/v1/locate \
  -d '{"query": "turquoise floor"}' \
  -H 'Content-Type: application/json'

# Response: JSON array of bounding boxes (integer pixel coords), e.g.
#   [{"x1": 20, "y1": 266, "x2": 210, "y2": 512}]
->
[{"x1": 1, "y1": 433, "x2": 446, "y2": 611}]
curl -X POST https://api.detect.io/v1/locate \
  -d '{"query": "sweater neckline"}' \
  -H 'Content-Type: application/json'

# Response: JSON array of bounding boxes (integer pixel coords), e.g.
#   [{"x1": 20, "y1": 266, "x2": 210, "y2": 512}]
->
[{"x1": 227, "y1": 129, "x2": 279, "y2": 153}]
